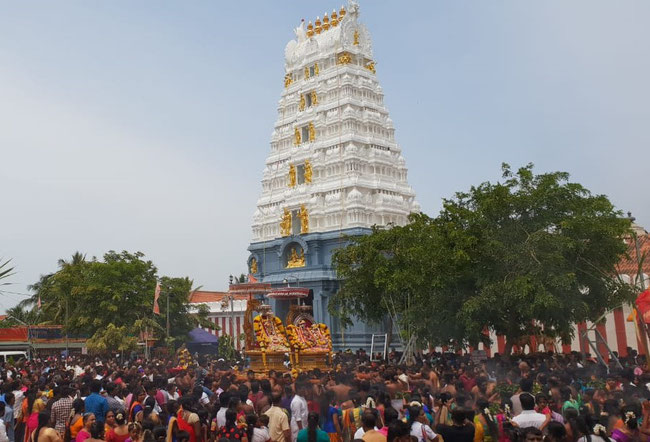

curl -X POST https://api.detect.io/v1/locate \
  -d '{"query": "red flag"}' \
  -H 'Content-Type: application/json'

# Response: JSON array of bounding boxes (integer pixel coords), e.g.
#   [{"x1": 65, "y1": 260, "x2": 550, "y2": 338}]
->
[
  {"x1": 249, "y1": 274, "x2": 258, "y2": 283},
  {"x1": 153, "y1": 283, "x2": 161, "y2": 315},
  {"x1": 636, "y1": 289, "x2": 650, "y2": 323}
]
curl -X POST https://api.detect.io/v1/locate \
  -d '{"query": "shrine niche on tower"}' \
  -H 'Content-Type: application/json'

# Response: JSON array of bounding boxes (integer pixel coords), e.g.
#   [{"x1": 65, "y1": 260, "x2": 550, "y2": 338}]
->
[{"x1": 248, "y1": 1, "x2": 419, "y2": 350}]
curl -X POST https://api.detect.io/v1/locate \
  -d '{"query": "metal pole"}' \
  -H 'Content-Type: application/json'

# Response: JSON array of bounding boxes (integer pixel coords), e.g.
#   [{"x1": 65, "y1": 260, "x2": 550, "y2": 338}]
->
[
  {"x1": 65, "y1": 297, "x2": 69, "y2": 356},
  {"x1": 230, "y1": 295, "x2": 235, "y2": 350},
  {"x1": 166, "y1": 291, "x2": 170, "y2": 339},
  {"x1": 229, "y1": 275, "x2": 235, "y2": 351}
]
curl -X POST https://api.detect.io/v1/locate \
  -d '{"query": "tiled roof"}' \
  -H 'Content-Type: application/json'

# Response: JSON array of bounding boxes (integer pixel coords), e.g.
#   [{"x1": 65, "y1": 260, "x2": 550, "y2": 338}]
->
[
  {"x1": 188, "y1": 291, "x2": 248, "y2": 303},
  {"x1": 617, "y1": 232, "x2": 650, "y2": 276}
]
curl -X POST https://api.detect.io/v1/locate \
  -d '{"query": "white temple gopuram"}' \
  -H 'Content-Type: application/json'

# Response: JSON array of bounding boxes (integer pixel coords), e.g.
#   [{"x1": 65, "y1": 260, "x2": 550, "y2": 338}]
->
[{"x1": 248, "y1": 1, "x2": 419, "y2": 349}]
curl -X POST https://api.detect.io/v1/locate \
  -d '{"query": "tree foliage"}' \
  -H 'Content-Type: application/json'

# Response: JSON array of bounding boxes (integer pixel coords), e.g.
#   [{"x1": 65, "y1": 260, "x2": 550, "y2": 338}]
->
[
  {"x1": 1, "y1": 305, "x2": 42, "y2": 328},
  {"x1": 0, "y1": 258, "x2": 14, "y2": 285},
  {"x1": 24, "y1": 250, "x2": 213, "y2": 352},
  {"x1": 331, "y1": 164, "x2": 633, "y2": 351},
  {"x1": 86, "y1": 324, "x2": 137, "y2": 354}
]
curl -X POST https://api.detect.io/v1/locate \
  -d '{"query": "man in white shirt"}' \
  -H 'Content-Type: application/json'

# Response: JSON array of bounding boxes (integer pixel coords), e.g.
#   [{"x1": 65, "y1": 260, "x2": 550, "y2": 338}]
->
[
  {"x1": 290, "y1": 383, "x2": 308, "y2": 442},
  {"x1": 512, "y1": 394, "x2": 548, "y2": 430},
  {"x1": 215, "y1": 392, "x2": 231, "y2": 431}
]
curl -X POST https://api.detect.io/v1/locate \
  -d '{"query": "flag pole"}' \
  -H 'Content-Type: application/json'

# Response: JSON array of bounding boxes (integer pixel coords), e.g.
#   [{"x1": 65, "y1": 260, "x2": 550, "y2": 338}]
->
[{"x1": 166, "y1": 291, "x2": 170, "y2": 339}]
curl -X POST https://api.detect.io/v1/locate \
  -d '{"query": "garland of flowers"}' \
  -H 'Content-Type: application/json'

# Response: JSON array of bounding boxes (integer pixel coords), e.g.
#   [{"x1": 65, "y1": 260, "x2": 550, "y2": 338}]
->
[
  {"x1": 315, "y1": 323, "x2": 332, "y2": 350},
  {"x1": 253, "y1": 316, "x2": 269, "y2": 349},
  {"x1": 286, "y1": 324, "x2": 309, "y2": 351},
  {"x1": 252, "y1": 315, "x2": 289, "y2": 351}
]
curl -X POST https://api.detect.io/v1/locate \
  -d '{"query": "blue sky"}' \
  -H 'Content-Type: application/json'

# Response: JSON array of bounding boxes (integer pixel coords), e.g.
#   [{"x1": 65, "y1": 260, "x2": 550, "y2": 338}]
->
[{"x1": 1, "y1": 1, "x2": 649, "y2": 312}]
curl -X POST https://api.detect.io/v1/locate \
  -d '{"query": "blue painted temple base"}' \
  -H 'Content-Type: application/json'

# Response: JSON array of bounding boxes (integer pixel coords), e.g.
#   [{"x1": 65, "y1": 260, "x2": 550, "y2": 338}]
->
[{"x1": 248, "y1": 228, "x2": 388, "y2": 351}]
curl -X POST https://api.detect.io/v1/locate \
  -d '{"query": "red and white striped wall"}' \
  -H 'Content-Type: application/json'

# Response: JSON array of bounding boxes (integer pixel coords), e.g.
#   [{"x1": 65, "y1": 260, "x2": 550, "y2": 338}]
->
[
  {"x1": 191, "y1": 299, "x2": 248, "y2": 350},
  {"x1": 471, "y1": 303, "x2": 641, "y2": 359}
]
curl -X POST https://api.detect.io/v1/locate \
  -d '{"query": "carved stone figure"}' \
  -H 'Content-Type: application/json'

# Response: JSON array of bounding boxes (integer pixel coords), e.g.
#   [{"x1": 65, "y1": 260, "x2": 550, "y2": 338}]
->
[
  {"x1": 304, "y1": 160, "x2": 313, "y2": 184},
  {"x1": 286, "y1": 247, "x2": 305, "y2": 268},
  {"x1": 280, "y1": 208, "x2": 292, "y2": 236},
  {"x1": 337, "y1": 52, "x2": 352, "y2": 65},
  {"x1": 288, "y1": 164, "x2": 296, "y2": 187},
  {"x1": 294, "y1": 127, "x2": 301, "y2": 146},
  {"x1": 308, "y1": 122, "x2": 315, "y2": 142},
  {"x1": 299, "y1": 204, "x2": 309, "y2": 234}
]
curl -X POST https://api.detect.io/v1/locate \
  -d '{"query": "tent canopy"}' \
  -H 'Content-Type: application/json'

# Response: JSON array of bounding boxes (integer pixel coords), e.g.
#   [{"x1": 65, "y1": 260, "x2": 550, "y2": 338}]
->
[{"x1": 188, "y1": 328, "x2": 218, "y2": 344}]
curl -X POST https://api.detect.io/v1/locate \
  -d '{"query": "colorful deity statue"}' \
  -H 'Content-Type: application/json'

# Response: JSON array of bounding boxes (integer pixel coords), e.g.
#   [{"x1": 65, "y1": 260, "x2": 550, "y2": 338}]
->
[{"x1": 252, "y1": 312, "x2": 291, "y2": 352}]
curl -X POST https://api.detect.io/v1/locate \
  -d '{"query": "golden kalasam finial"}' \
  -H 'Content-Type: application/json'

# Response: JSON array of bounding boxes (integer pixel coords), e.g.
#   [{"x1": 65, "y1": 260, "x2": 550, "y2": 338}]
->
[
  {"x1": 284, "y1": 73, "x2": 293, "y2": 88},
  {"x1": 307, "y1": 21, "x2": 314, "y2": 38},
  {"x1": 288, "y1": 164, "x2": 297, "y2": 187},
  {"x1": 299, "y1": 94, "x2": 305, "y2": 111},
  {"x1": 304, "y1": 160, "x2": 313, "y2": 184},
  {"x1": 331, "y1": 10, "x2": 338, "y2": 26},
  {"x1": 323, "y1": 13, "x2": 330, "y2": 31},
  {"x1": 315, "y1": 16, "x2": 322, "y2": 34},
  {"x1": 308, "y1": 122, "x2": 315, "y2": 142},
  {"x1": 353, "y1": 29, "x2": 360, "y2": 45},
  {"x1": 340, "y1": 5, "x2": 346, "y2": 18},
  {"x1": 311, "y1": 90, "x2": 318, "y2": 106},
  {"x1": 314, "y1": 63, "x2": 319, "y2": 76},
  {"x1": 294, "y1": 127, "x2": 301, "y2": 146}
]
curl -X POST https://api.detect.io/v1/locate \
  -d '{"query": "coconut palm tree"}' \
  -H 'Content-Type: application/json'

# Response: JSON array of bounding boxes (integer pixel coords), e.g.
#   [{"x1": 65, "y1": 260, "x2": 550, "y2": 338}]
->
[
  {"x1": 0, "y1": 258, "x2": 13, "y2": 286},
  {"x1": 4, "y1": 304, "x2": 41, "y2": 325}
]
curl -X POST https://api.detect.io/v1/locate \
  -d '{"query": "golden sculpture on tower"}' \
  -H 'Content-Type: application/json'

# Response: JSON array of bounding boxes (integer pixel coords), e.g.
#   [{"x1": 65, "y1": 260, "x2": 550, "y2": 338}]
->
[
  {"x1": 304, "y1": 66, "x2": 310, "y2": 79},
  {"x1": 299, "y1": 94, "x2": 305, "y2": 111},
  {"x1": 288, "y1": 164, "x2": 297, "y2": 187},
  {"x1": 280, "y1": 208, "x2": 292, "y2": 237},
  {"x1": 286, "y1": 247, "x2": 305, "y2": 268},
  {"x1": 314, "y1": 63, "x2": 319, "y2": 76},
  {"x1": 353, "y1": 29, "x2": 360, "y2": 45},
  {"x1": 284, "y1": 73, "x2": 293, "y2": 88},
  {"x1": 294, "y1": 127, "x2": 301, "y2": 146},
  {"x1": 337, "y1": 52, "x2": 352, "y2": 65},
  {"x1": 250, "y1": 257, "x2": 258, "y2": 274},
  {"x1": 311, "y1": 91, "x2": 318, "y2": 106},
  {"x1": 308, "y1": 122, "x2": 315, "y2": 142},
  {"x1": 299, "y1": 204, "x2": 309, "y2": 234},
  {"x1": 366, "y1": 61, "x2": 376, "y2": 74},
  {"x1": 304, "y1": 160, "x2": 313, "y2": 184}
]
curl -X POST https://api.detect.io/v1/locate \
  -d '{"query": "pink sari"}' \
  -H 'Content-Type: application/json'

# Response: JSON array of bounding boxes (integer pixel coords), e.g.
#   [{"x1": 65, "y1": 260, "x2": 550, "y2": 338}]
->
[{"x1": 25, "y1": 413, "x2": 39, "y2": 442}]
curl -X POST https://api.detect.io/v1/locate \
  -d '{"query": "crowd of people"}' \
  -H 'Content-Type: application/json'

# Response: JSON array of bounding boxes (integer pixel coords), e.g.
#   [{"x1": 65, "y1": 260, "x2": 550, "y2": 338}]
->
[{"x1": 1, "y1": 347, "x2": 650, "y2": 442}]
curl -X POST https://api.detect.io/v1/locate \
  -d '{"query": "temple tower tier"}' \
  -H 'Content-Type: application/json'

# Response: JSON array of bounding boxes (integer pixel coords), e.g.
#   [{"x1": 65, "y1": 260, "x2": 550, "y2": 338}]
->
[{"x1": 248, "y1": 1, "x2": 419, "y2": 351}]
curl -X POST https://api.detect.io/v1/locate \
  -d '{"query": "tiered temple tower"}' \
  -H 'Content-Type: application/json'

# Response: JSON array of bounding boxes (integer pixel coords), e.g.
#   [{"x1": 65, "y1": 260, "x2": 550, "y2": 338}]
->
[{"x1": 248, "y1": 1, "x2": 418, "y2": 349}]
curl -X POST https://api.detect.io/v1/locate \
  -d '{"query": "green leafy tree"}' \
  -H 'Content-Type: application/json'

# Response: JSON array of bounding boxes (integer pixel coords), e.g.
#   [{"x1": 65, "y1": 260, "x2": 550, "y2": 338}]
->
[
  {"x1": 1, "y1": 305, "x2": 42, "y2": 327},
  {"x1": 157, "y1": 276, "x2": 216, "y2": 344},
  {"x1": 86, "y1": 324, "x2": 137, "y2": 354},
  {"x1": 331, "y1": 164, "x2": 633, "y2": 353},
  {"x1": 28, "y1": 250, "x2": 213, "y2": 351}
]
